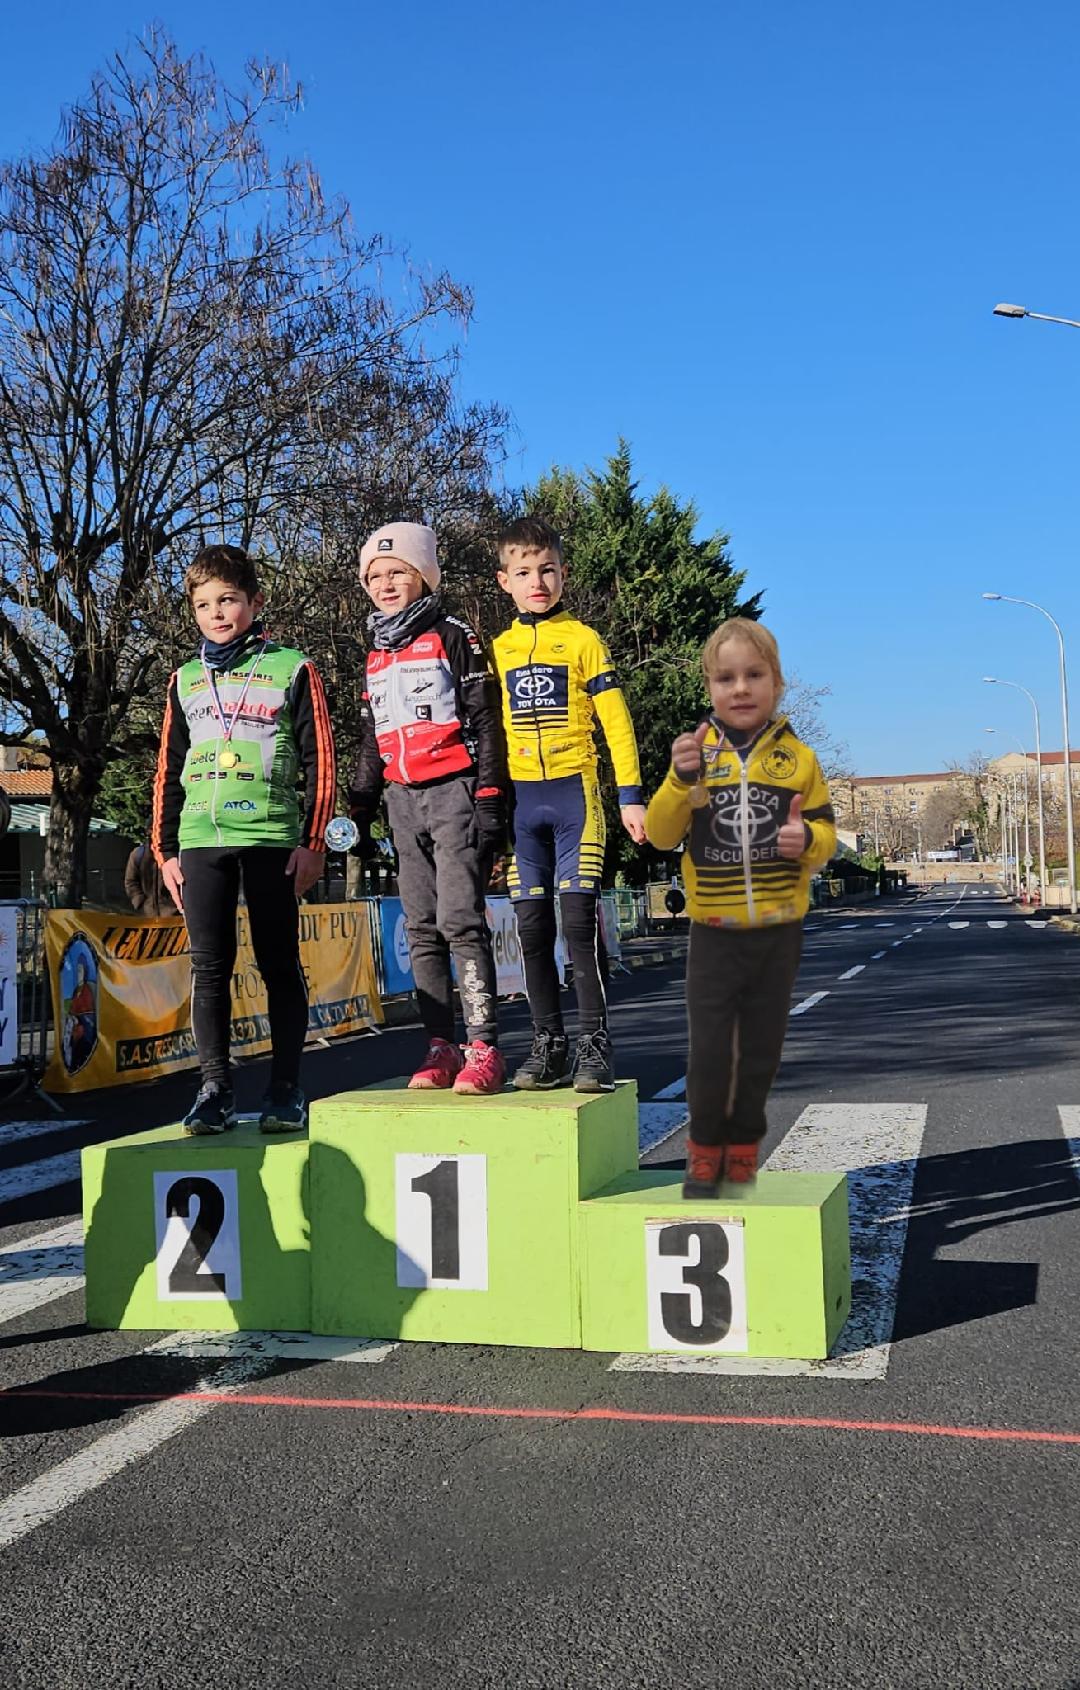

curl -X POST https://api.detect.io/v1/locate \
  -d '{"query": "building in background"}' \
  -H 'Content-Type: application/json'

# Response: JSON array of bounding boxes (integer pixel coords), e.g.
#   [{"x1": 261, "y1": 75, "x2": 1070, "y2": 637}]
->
[{"x1": 0, "y1": 749, "x2": 130, "y2": 904}]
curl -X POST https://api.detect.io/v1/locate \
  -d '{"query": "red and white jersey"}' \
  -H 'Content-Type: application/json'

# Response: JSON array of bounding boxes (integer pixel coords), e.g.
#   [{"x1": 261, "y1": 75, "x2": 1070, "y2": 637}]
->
[{"x1": 352, "y1": 613, "x2": 504, "y2": 798}]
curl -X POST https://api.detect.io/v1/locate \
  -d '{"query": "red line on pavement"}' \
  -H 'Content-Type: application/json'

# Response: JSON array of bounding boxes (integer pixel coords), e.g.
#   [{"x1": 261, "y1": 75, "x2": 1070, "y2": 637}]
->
[{"x1": 2, "y1": 1388, "x2": 1079, "y2": 1446}]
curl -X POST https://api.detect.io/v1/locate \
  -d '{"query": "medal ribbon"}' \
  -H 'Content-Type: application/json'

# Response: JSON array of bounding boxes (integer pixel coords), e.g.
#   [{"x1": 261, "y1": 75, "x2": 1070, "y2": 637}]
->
[{"x1": 200, "y1": 637, "x2": 269, "y2": 748}]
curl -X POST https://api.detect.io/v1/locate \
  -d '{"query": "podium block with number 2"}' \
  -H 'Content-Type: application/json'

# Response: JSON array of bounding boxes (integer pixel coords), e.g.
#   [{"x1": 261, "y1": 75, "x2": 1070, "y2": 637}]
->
[
  {"x1": 578, "y1": 1170, "x2": 851, "y2": 1358},
  {"x1": 82, "y1": 1122, "x2": 310, "y2": 1332},
  {"x1": 310, "y1": 1081, "x2": 638, "y2": 1348}
]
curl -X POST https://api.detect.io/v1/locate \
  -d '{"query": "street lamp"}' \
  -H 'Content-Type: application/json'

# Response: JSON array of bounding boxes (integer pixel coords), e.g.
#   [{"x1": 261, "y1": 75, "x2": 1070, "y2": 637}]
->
[
  {"x1": 982, "y1": 594, "x2": 1076, "y2": 913},
  {"x1": 985, "y1": 732, "x2": 1016, "y2": 894},
  {"x1": 993, "y1": 302, "x2": 1080, "y2": 329},
  {"x1": 983, "y1": 677, "x2": 1047, "y2": 902}
]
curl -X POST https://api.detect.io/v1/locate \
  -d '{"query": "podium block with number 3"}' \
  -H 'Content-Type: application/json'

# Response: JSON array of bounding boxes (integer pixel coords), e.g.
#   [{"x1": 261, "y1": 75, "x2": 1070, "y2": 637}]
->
[
  {"x1": 82, "y1": 1122, "x2": 310, "y2": 1332},
  {"x1": 578, "y1": 1170, "x2": 851, "y2": 1358},
  {"x1": 310, "y1": 1081, "x2": 638, "y2": 1347}
]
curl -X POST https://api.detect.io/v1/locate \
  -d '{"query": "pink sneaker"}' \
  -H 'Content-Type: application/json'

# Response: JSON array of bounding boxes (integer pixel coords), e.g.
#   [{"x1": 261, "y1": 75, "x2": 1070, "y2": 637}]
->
[
  {"x1": 408, "y1": 1038, "x2": 464, "y2": 1090},
  {"x1": 453, "y1": 1040, "x2": 506, "y2": 1096}
]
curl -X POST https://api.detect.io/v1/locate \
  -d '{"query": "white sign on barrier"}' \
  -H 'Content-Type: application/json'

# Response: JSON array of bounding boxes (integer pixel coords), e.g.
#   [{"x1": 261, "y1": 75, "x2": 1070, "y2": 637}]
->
[
  {"x1": 487, "y1": 897, "x2": 527, "y2": 996},
  {"x1": 0, "y1": 906, "x2": 17, "y2": 1068}
]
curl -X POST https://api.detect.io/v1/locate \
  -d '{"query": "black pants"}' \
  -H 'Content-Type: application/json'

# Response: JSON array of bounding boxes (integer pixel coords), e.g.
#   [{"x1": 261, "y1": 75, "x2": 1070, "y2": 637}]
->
[
  {"x1": 515, "y1": 893, "x2": 606, "y2": 1037},
  {"x1": 180, "y1": 845, "x2": 308, "y2": 1088},
  {"x1": 685, "y1": 920, "x2": 803, "y2": 1146}
]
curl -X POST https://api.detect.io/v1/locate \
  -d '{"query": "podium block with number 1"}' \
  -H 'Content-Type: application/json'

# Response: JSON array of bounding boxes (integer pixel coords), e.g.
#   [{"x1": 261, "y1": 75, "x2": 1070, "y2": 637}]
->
[{"x1": 310, "y1": 1081, "x2": 638, "y2": 1347}]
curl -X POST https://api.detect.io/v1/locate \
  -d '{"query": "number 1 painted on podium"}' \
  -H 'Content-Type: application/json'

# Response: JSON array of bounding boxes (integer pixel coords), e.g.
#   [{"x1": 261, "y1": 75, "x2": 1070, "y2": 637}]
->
[{"x1": 394, "y1": 1153, "x2": 488, "y2": 1291}]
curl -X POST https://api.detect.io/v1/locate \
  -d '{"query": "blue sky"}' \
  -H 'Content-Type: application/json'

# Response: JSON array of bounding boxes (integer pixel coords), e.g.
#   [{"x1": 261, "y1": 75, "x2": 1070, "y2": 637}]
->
[{"x1": 4, "y1": 1, "x2": 1080, "y2": 774}]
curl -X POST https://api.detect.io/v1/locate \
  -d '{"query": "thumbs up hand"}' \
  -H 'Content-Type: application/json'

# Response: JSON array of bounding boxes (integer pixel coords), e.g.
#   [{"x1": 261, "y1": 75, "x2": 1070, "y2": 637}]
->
[
  {"x1": 777, "y1": 792, "x2": 809, "y2": 860},
  {"x1": 672, "y1": 721, "x2": 710, "y2": 785}
]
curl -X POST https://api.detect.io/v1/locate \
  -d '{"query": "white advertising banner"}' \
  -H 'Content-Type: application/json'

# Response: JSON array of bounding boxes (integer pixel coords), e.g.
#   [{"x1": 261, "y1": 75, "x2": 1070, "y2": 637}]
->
[{"x1": 0, "y1": 905, "x2": 17, "y2": 1068}]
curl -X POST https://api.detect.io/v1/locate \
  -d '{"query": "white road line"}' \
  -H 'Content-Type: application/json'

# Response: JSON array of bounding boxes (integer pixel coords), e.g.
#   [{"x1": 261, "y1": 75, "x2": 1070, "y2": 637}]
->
[
  {"x1": 948, "y1": 922, "x2": 969, "y2": 930},
  {"x1": 1026, "y1": 921, "x2": 1048, "y2": 929},
  {"x1": 1057, "y1": 1108, "x2": 1080, "y2": 1165},
  {"x1": 987, "y1": 921, "x2": 1008, "y2": 929},
  {"x1": 638, "y1": 1101, "x2": 688, "y2": 1151},
  {"x1": 611, "y1": 1102, "x2": 928, "y2": 1380},
  {"x1": 0, "y1": 1220, "x2": 84, "y2": 1325},
  {"x1": 0, "y1": 1149, "x2": 81, "y2": 1207},
  {"x1": 890, "y1": 940, "x2": 903, "y2": 948},
  {"x1": 790, "y1": 991, "x2": 829, "y2": 1016},
  {"x1": 148, "y1": 1330, "x2": 396, "y2": 1364},
  {"x1": 653, "y1": 1075, "x2": 687, "y2": 1101},
  {"x1": 0, "y1": 1120, "x2": 89, "y2": 1152},
  {"x1": 837, "y1": 965, "x2": 865, "y2": 981},
  {"x1": 874, "y1": 923, "x2": 895, "y2": 928},
  {"x1": 0, "y1": 1350, "x2": 275, "y2": 1551},
  {"x1": 839, "y1": 924, "x2": 859, "y2": 930},
  {"x1": 871, "y1": 950, "x2": 886, "y2": 960}
]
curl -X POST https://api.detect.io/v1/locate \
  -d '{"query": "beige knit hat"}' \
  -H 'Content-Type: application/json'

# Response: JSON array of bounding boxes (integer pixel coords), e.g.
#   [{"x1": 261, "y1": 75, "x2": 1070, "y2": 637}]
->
[{"x1": 359, "y1": 521, "x2": 441, "y2": 593}]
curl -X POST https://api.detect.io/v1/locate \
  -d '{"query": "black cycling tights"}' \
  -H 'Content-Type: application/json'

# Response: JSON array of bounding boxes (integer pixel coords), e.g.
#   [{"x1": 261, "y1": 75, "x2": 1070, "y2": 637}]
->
[
  {"x1": 180, "y1": 845, "x2": 308, "y2": 1088},
  {"x1": 514, "y1": 892, "x2": 606, "y2": 1037}
]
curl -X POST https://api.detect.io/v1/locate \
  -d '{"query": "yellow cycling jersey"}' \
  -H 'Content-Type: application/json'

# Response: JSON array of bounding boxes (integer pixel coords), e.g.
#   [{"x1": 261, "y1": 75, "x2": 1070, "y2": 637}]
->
[
  {"x1": 491, "y1": 609, "x2": 643, "y2": 801},
  {"x1": 645, "y1": 715, "x2": 836, "y2": 928}
]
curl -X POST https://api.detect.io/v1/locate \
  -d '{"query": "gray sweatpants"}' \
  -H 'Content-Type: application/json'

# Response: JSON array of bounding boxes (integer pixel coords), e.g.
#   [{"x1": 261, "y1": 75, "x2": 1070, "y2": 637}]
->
[{"x1": 385, "y1": 776, "x2": 499, "y2": 1046}]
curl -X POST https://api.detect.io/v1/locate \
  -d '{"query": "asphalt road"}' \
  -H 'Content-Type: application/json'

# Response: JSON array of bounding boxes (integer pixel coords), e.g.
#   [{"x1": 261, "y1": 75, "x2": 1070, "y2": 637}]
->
[{"x1": 2, "y1": 884, "x2": 1080, "y2": 1690}]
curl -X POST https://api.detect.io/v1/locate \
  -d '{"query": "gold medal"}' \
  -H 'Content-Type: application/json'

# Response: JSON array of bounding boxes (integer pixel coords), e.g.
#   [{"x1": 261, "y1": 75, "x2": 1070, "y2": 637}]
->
[
  {"x1": 688, "y1": 783, "x2": 711, "y2": 809},
  {"x1": 219, "y1": 749, "x2": 239, "y2": 769}
]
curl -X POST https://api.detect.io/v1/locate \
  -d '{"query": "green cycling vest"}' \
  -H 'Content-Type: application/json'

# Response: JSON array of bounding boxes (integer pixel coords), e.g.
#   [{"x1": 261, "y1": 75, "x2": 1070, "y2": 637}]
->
[{"x1": 176, "y1": 642, "x2": 307, "y2": 850}]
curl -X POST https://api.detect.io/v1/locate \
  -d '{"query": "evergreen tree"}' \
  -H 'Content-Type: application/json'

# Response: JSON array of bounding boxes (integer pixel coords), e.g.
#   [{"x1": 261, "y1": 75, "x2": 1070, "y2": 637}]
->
[{"x1": 524, "y1": 443, "x2": 761, "y2": 883}]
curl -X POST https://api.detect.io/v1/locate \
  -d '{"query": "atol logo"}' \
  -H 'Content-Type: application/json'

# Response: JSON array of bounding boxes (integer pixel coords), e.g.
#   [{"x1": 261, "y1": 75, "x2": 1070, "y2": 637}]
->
[{"x1": 222, "y1": 799, "x2": 257, "y2": 812}]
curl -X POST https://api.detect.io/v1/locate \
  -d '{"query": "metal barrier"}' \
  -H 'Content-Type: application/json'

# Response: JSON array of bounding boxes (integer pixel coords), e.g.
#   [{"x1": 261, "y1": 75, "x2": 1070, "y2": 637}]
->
[{"x1": 0, "y1": 898, "x2": 57, "y2": 1108}]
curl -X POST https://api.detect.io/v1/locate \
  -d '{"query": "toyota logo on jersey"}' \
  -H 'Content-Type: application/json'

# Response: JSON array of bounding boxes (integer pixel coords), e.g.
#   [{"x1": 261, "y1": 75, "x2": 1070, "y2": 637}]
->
[
  {"x1": 699, "y1": 784, "x2": 784, "y2": 865},
  {"x1": 507, "y1": 663, "x2": 568, "y2": 714}
]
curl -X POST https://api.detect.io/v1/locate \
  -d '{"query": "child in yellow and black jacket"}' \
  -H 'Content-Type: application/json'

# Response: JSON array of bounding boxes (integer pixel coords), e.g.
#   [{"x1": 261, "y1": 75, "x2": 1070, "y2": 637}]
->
[
  {"x1": 645, "y1": 618, "x2": 836, "y2": 1198},
  {"x1": 493, "y1": 516, "x2": 647, "y2": 1094}
]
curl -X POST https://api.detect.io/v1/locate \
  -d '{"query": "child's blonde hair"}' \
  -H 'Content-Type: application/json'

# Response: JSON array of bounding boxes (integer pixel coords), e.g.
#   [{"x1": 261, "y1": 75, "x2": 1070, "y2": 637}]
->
[{"x1": 701, "y1": 618, "x2": 784, "y2": 691}]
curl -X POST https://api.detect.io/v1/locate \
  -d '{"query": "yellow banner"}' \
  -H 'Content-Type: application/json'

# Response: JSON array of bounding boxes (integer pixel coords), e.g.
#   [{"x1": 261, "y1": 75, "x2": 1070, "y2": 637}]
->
[{"x1": 44, "y1": 903, "x2": 382, "y2": 1094}]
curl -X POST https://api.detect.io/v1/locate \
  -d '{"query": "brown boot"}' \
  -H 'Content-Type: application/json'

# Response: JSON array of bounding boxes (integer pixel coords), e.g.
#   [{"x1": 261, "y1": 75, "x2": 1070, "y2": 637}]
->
[{"x1": 683, "y1": 1139, "x2": 724, "y2": 1199}]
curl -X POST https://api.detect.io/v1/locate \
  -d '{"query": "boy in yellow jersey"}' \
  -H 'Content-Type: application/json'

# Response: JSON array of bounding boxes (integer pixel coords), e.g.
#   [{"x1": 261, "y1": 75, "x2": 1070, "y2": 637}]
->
[
  {"x1": 645, "y1": 618, "x2": 836, "y2": 1198},
  {"x1": 493, "y1": 516, "x2": 646, "y2": 1092}
]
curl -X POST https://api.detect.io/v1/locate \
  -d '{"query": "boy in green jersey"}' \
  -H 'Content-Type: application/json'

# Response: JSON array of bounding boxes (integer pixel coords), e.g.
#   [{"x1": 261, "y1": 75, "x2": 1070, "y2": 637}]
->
[{"x1": 152, "y1": 544, "x2": 335, "y2": 1134}]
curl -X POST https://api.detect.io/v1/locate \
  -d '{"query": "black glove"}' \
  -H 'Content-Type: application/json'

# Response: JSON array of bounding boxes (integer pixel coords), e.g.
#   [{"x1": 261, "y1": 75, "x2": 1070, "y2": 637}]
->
[
  {"x1": 349, "y1": 819, "x2": 379, "y2": 861},
  {"x1": 475, "y1": 792, "x2": 508, "y2": 855}
]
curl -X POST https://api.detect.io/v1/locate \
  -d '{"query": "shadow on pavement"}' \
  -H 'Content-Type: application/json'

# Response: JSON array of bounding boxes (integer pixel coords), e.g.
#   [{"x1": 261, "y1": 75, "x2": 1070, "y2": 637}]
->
[{"x1": 892, "y1": 1136, "x2": 1078, "y2": 1343}]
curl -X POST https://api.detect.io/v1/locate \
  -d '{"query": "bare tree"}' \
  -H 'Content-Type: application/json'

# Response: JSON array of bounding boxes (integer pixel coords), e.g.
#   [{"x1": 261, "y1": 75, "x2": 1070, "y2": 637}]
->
[{"x1": 0, "y1": 33, "x2": 501, "y2": 902}]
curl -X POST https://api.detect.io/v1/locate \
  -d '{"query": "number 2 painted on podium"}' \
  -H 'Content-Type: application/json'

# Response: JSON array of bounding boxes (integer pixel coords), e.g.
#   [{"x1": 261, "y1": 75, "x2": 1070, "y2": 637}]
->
[
  {"x1": 153, "y1": 1169, "x2": 242, "y2": 1302},
  {"x1": 395, "y1": 1154, "x2": 488, "y2": 1291}
]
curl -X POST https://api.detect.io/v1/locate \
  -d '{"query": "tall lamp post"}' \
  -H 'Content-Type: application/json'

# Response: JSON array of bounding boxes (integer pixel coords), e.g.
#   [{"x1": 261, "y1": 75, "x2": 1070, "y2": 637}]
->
[
  {"x1": 985, "y1": 732, "x2": 1016, "y2": 894},
  {"x1": 983, "y1": 677, "x2": 1046, "y2": 902},
  {"x1": 982, "y1": 594, "x2": 1076, "y2": 914}
]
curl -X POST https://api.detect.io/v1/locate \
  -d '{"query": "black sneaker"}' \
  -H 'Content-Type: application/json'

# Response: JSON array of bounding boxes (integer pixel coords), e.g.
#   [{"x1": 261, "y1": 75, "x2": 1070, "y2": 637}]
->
[
  {"x1": 182, "y1": 1082, "x2": 237, "y2": 1136},
  {"x1": 258, "y1": 1081, "x2": 308, "y2": 1135},
  {"x1": 512, "y1": 1030, "x2": 570, "y2": 1090},
  {"x1": 572, "y1": 1029, "x2": 615, "y2": 1093}
]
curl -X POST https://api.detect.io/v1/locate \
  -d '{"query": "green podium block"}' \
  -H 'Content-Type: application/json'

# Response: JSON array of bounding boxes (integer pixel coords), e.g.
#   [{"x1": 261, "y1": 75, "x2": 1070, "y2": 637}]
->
[
  {"x1": 578, "y1": 1170, "x2": 850, "y2": 1358},
  {"x1": 310, "y1": 1081, "x2": 638, "y2": 1348},
  {"x1": 82, "y1": 1122, "x2": 310, "y2": 1332}
]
